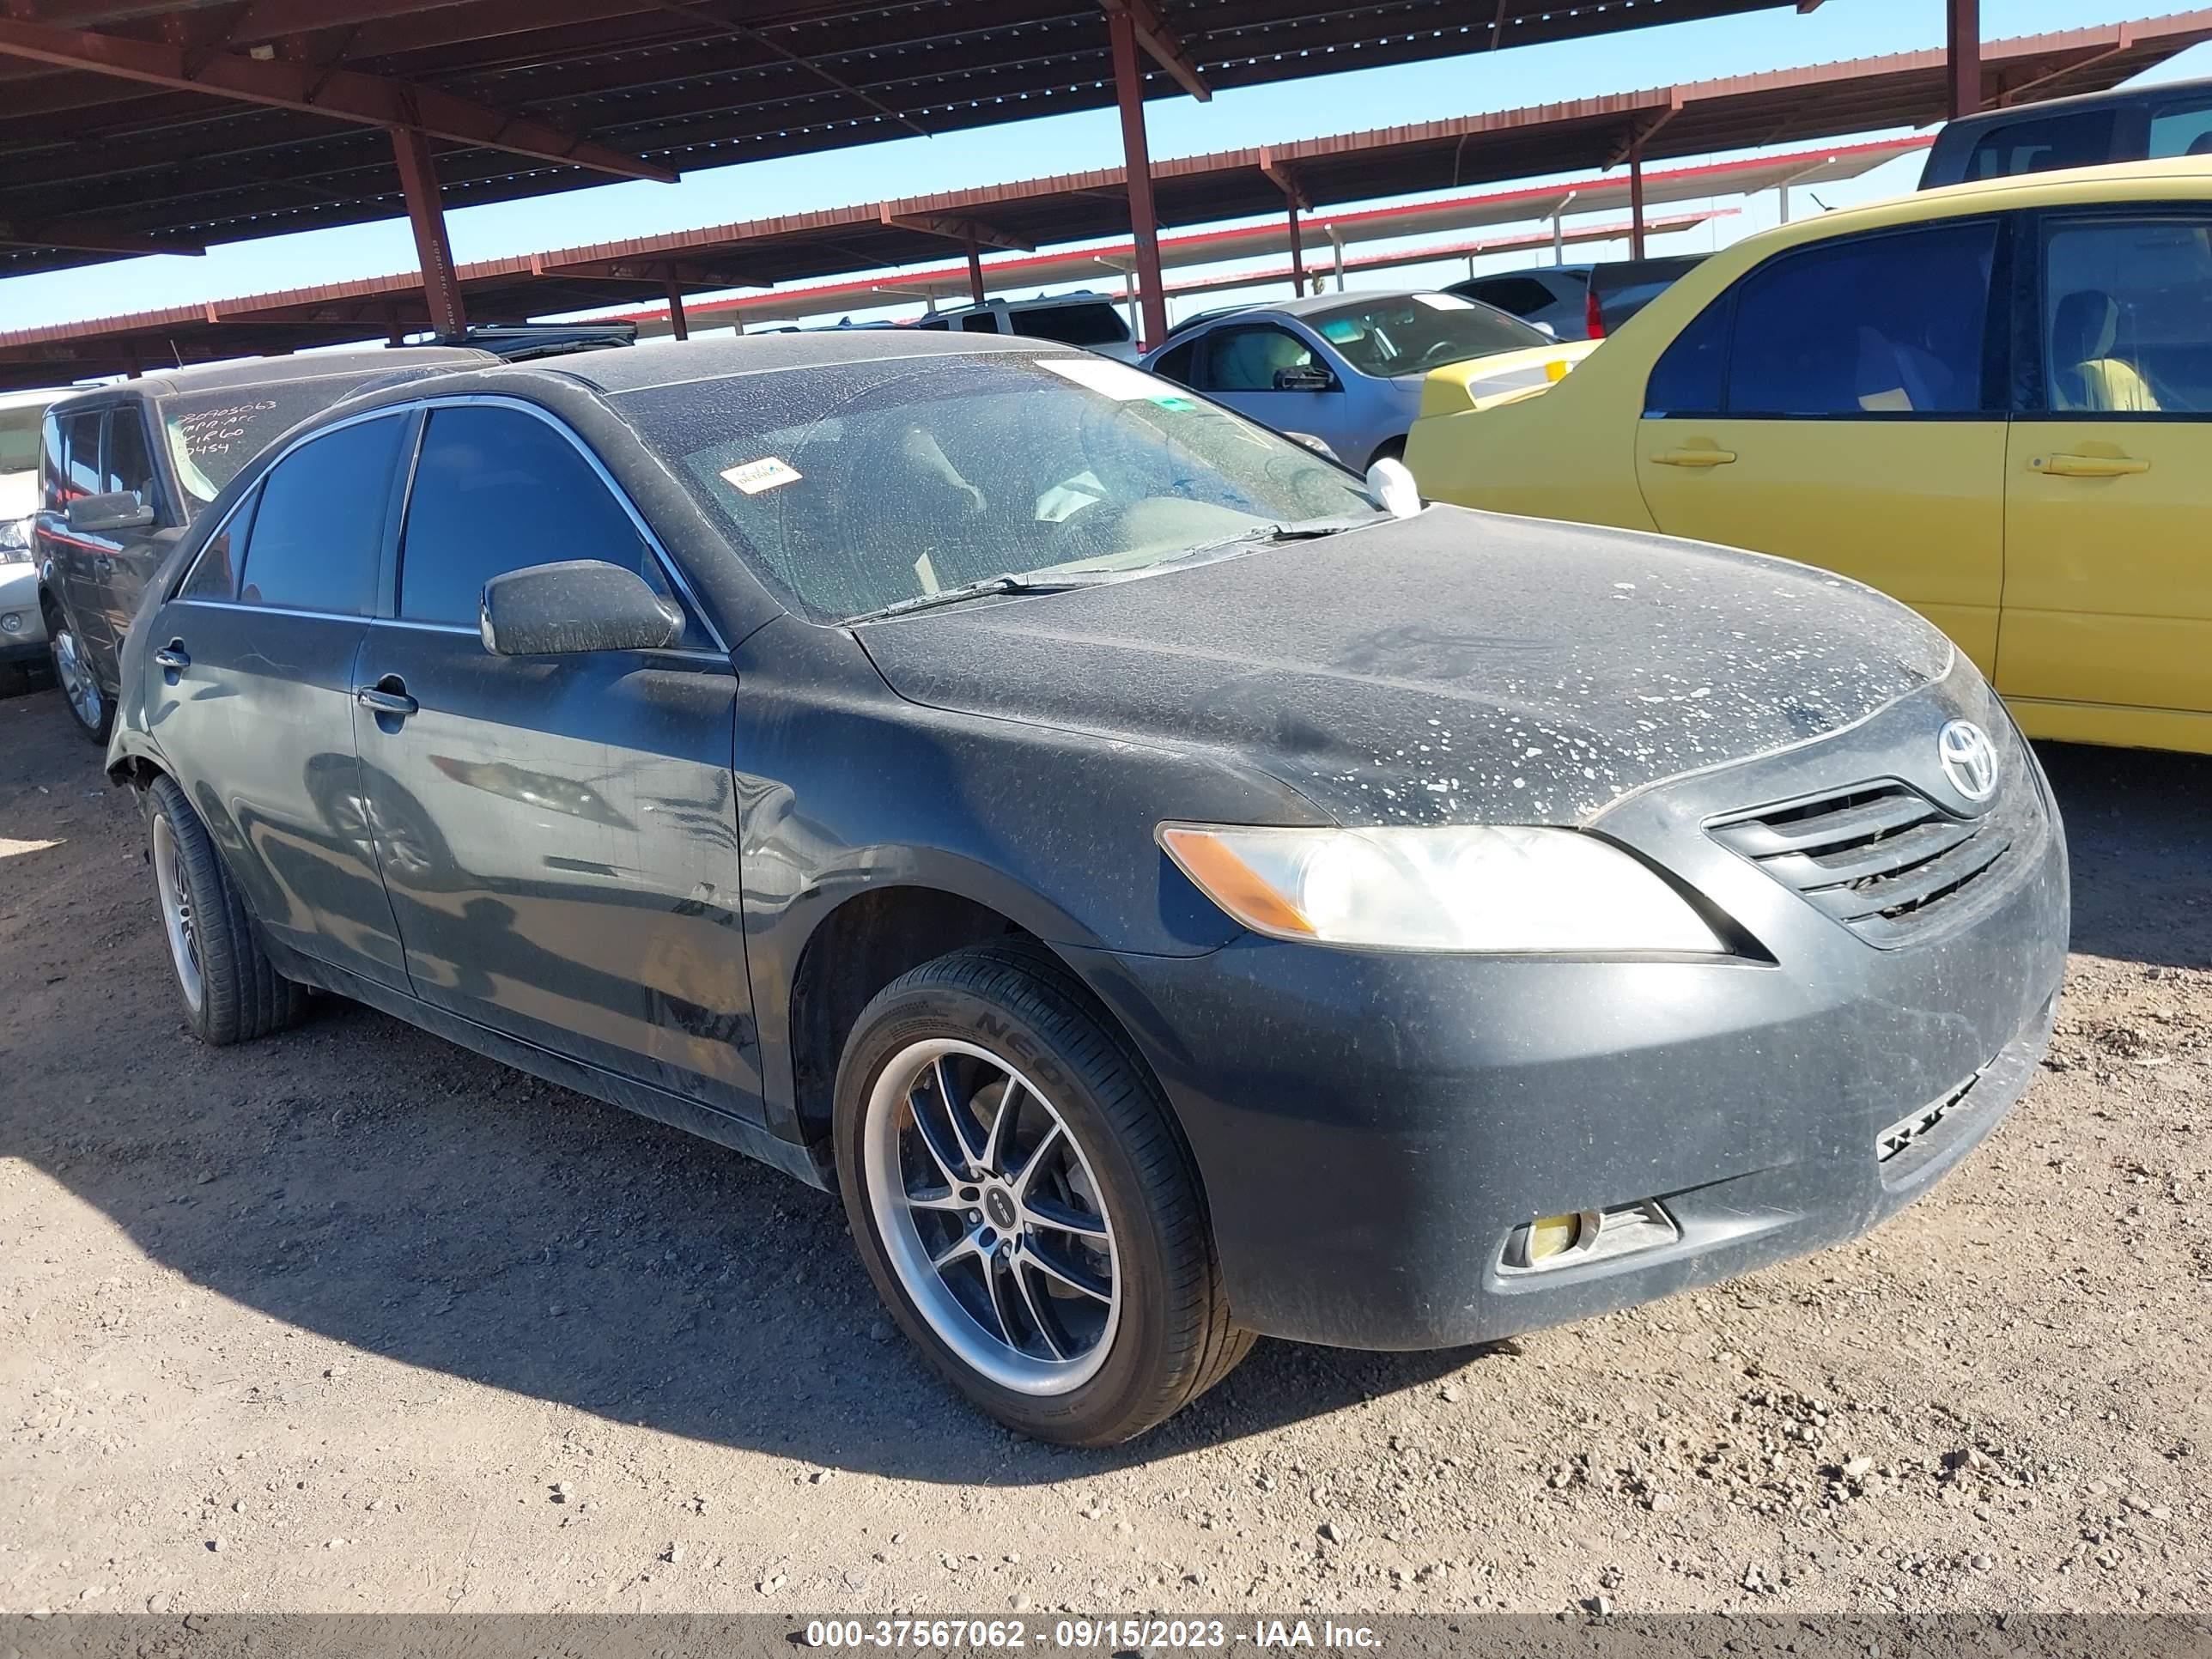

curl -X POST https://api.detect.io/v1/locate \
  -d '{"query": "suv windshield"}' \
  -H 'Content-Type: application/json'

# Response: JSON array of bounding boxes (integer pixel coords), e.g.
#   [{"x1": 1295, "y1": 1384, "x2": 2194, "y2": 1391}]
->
[
  {"x1": 617, "y1": 353, "x2": 1379, "y2": 623},
  {"x1": 1307, "y1": 294, "x2": 1547, "y2": 376},
  {"x1": 162, "y1": 376, "x2": 389, "y2": 510}
]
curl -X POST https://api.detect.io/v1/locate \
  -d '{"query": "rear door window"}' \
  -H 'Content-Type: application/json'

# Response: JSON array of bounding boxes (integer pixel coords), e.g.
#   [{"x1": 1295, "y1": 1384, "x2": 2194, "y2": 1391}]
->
[
  {"x1": 397, "y1": 405, "x2": 684, "y2": 635},
  {"x1": 1962, "y1": 111, "x2": 2118, "y2": 180},
  {"x1": 235, "y1": 415, "x2": 407, "y2": 615},
  {"x1": 1467, "y1": 276, "x2": 1562, "y2": 316},
  {"x1": 2040, "y1": 212, "x2": 2212, "y2": 414},
  {"x1": 1011, "y1": 302, "x2": 1129, "y2": 349},
  {"x1": 2148, "y1": 99, "x2": 2212, "y2": 159},
  {"x1": 1718, "y1": 222, "x2": 1998, "y2": 416}
]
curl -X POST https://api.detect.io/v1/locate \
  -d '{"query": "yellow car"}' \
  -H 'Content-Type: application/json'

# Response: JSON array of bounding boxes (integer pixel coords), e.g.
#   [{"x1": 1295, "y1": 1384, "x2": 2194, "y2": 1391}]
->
[{"x1": 1407, "y1": 157, "x2": 2212, "y2": 757}]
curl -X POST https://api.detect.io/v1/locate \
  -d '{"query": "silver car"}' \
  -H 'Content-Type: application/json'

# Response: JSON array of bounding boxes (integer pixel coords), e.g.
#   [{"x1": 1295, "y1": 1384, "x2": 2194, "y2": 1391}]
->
[{"x1": 1140, "y1": 289, "x2": 1549, "y2": 469}]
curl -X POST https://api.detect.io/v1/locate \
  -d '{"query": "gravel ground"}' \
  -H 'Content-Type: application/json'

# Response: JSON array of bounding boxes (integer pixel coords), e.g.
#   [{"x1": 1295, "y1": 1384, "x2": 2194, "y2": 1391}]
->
[{"x1": 1, "y1": 679, "x2": 2206, "y2": 1620}]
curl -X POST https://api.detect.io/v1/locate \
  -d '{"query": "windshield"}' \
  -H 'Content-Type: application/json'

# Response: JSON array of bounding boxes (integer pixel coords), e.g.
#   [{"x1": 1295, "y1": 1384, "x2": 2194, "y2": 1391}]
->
[
  {"x1": 615, "y1": 353, "x2": 1378, "y2": 623},
  {"x1": 161, "y1": 377, "x2": 385, "y2": 511},
  {"x1": 1309, "y1": 294, "x2": 1547, "y2": 376}
]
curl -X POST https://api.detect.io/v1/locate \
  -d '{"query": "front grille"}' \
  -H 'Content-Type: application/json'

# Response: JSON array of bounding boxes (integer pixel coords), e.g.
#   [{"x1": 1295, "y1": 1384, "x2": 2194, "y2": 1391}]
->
[{"x1": 1710, "y1": 780, "x2": 2022, "y2": 948}]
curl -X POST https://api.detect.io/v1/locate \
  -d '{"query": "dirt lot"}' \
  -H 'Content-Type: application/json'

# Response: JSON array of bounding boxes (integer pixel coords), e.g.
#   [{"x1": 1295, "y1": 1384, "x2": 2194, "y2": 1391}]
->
[{"x1": 1, "y1": 678, "x2": 2207, "y2": 1620}]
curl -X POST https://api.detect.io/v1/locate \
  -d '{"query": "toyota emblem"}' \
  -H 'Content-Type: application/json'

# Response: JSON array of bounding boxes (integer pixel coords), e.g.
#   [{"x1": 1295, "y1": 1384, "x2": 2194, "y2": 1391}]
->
[{"x1": 1938, "y1": 720, "x2": 2000, "y2": 802}]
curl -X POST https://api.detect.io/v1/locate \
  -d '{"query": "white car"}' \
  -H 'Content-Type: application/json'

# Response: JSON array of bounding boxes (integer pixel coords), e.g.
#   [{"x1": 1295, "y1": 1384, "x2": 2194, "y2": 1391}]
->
[{"x1": 0, "y1": 387, "x2": 60, "y2": 678}]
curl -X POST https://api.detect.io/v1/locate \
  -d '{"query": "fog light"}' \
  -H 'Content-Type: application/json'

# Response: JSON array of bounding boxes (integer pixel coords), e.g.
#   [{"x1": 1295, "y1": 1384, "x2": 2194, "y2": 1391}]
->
[
  {"x1": 1502, "y1": 1200, "x2": 1680, "y2": 1275},
  {"x1": 1526, "y1": 1213, "x2": 1582, "y2": 1261},
  {"x1": 0, "y1": 611, "x2": 20, "y2": 634}
]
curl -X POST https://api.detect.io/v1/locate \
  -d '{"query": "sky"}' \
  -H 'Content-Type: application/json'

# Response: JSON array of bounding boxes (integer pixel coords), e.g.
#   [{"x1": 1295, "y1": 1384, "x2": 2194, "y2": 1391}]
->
[{"x1": 1, "y1": 0, "x2": 2206, "y2": 341}]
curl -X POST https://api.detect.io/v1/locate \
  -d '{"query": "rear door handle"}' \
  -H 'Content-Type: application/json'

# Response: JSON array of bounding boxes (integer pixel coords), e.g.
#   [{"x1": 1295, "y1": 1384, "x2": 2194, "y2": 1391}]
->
[
  {"x1": 1650, "y1": 447, "x2": 1737, "y2": 468},
  {"x1": 153, "y1": 644, "x2": 190, "y2": 671},
  {"x1": 2031, "y1": 453, "x2": 2149, "y2": 477},
  {"x1": 355, "y1": 685, "x2": 418, "y2": 718}
]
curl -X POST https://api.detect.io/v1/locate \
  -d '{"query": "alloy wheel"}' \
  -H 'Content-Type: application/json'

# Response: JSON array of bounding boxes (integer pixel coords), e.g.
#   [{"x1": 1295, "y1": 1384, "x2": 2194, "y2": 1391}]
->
[
  {"x1": 52, "y1": 629, "x2": 103, "y2": 732},
  {"x1": 151, "y1": 811, "x2": 205, "y2": 1014},
  {"x1": 863, "y1": 1038, "x2": 1122, "y2": 1395}
]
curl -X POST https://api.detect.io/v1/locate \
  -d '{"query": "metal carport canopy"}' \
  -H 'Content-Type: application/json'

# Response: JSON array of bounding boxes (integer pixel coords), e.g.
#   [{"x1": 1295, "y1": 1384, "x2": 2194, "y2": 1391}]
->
[{"x1": 0, "y1": 0, "x2": 1825, "y2": 282}]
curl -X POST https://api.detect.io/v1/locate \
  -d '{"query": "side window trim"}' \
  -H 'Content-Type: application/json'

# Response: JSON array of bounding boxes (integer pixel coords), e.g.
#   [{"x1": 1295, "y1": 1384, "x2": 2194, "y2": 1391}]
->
[
  {"x1": 168, "y1": 482, "x2": 259, "y2": 603},
  {"x1": 392, "y1": 394, "x2": 729, "y2": 655}
]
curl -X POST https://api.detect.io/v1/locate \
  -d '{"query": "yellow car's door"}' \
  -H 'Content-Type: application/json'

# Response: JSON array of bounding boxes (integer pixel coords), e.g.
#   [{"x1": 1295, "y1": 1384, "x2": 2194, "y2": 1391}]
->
[
  {"x1": 1633, "y1": 219, "x2": 2008, "y2": 676},
  {"x1": 2000, "y1": 207, "x2": 2212, "y2": 751}
]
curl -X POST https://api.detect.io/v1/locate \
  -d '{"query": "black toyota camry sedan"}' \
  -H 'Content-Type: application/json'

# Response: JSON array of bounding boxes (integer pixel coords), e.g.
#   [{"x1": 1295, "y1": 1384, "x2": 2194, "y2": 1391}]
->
[{"x1": 106, "y1": 333, "x2": 2068, "y2": 1445}]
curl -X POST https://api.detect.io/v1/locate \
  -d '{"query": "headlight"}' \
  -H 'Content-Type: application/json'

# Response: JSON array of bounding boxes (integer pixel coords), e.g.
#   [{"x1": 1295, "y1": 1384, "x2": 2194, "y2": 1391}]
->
[
  {"x1": 0, "y1": 516, "x2": 31, "y2": 562},
  {"x1": 1158, "y1": 823, "x2": 1727, "y2": 954}
]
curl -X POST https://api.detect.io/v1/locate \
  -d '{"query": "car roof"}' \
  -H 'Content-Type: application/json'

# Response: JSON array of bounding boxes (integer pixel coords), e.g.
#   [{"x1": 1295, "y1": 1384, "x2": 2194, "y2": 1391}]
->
[
  {"x1": 43, "y1": 345, "x2": 500, "y2": 414},
  {"x1": 490, "y1": 327, "x2": 1068, "y2": 397},
  {"x1": 1691, "y1": 154, "x2": 2212, "y2": 272},
  {"x1": 1938, "y1": 71, "x2": 2212, "y2": 130}
]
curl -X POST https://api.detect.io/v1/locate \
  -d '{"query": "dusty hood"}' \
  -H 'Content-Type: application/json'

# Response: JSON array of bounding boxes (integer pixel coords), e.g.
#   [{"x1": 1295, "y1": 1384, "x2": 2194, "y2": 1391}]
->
[
  {"x1": 856, "y1": 506, "x2": 1953, "y2": 827},
  {"x1": 0, "y1": 470, "x2": 36, "y2": 523}
]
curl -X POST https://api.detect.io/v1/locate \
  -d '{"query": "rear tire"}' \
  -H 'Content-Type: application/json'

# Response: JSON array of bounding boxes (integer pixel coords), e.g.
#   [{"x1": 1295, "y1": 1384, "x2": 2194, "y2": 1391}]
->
[
  {"x1": 145, "y1": 774, "x2": 307, "y2": 1046},
  {"x1": 835, "y1": 941, "x2": 1250, "y2": 1446}
]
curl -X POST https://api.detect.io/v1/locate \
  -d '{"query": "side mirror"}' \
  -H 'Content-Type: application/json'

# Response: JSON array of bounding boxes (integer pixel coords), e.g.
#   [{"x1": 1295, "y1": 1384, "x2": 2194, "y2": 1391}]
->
[
  {"x1": 67, "y1": 491, "x2": 155, "y2": 534},
  {"x1": 480, "y1": 559, "x2": 684, "y2": 657},
  {"x1": 1366, "y1": 457, "x2": 1422, "y2": 520},
  {"x1": 1273, "y1": 364, "x2": 1335, "y2": 392},
  {"x1": 1283, "y1": 431, "x2": 1342, "y2": 464}
]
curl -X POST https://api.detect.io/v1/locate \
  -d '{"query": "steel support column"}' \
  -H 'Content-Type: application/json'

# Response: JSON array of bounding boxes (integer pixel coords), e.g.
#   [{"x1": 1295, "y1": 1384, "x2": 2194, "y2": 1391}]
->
[
  {"x1": 665, "y1": 280, "x2": 690, "y2": 342},
  {"x1": 965, "y1": 231, "x2": 986, "y2": 307},
  {"x1": 1628, "y1": 141, "x2": 1648, "y2": 258},
  {"x1": 1286, "y1": 203, "x2": 1307, "y2": 297},
  {"x1": 1108, "y1": 7, "x2": 1169, "y2": 351},
  {"x1": 391, "y1": 127, "x2": 465, "y2": 338},
  {"x1": 1948, "y1": 0, "x2": 1981, "y2": 118}
]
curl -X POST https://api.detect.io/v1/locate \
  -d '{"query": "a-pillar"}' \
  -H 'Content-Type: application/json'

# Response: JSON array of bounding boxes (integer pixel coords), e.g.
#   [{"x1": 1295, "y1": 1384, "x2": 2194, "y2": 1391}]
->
[
  {"x1": 1107, "y1": 7, "x2": 1169, "y2": 350},
  {"x1": 390, "y1": 127, "x2": 466, "y2": 338},
  {"x1": 1948, "y1": 0, "x2": 1981, "y2": 118}
]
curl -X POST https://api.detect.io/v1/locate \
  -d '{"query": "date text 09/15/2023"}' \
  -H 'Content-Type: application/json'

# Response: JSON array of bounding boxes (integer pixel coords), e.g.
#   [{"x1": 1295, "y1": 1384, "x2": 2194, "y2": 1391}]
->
[{"x1": 802, "y1": 1618, "x2": 1383, "y2": 1650}]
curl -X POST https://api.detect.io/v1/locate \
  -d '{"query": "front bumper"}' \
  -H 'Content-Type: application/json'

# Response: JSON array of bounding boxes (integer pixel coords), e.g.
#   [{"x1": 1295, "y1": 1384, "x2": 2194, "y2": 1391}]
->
[
  {"x1": 1069, "y1": 679, "x2": 2069, "y2": 1351},
  {"x1": 0, "y1": 565, "x2": 46, "y2": 661}
]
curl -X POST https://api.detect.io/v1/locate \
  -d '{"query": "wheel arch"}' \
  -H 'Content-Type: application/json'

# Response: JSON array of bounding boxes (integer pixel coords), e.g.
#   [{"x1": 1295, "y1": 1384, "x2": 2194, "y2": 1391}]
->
[{"x1": 781, "y1": 881, "x2": 1161, "y2": 1152}]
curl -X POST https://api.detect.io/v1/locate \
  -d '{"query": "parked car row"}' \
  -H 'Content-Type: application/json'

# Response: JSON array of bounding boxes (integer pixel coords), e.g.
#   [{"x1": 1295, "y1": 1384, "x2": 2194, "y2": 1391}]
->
[{"x1": 25, "y1": 80, "x2": 2194, "y2": 1450}]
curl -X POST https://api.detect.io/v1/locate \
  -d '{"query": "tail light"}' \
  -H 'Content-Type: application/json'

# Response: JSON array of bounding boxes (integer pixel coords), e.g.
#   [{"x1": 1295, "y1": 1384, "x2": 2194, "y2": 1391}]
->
[{"x1": 1584, "y1": 287, "x2": 1606, "y2": 340}]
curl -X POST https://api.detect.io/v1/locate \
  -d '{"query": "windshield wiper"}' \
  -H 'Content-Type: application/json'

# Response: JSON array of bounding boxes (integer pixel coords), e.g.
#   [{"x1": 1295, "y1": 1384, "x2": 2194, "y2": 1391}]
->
[
  {"x1": 846, "y1": 572, "x2": 1107, "y2": 624},
  {"x1": 1160, "y1": 512, "x2": 1385, "y2": 568}
]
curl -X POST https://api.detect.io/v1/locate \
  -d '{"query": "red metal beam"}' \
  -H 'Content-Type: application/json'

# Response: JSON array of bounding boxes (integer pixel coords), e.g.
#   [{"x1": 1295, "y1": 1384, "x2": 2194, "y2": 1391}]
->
[
  {"x1": 665, "y1": 279, "x2": 690, "y2": 342},
  {"x1": 1993, "y1": 25, "x2": 2131, "y2": 106},
  {"x1": 1948, "y1": 0, "x2": 1981, "y2": 118},
  {"x1": 391, "y1": 126, "x2": 465, "y2": 337},
  {"x1": 964, "y1": 231, "x2": 985, "y2": 307},
  {"x1": 0, "y1": 213, "x2": 203, "y2": 256},
  {"x1": 878, "y1": 209, "x2": 1033, "y2": 252},
  {"x1": 1108, "y1": 5, "x2": 1168, "y2": 350},
  {"x1": 1099, "y1": 0, "x2": 1210, "y2": 101},
  {"x1": 1628, "y1": 141, "x2": 1647, "y2": 258},
  {"x1": 0, "y1": 13, "x2": 678, "y2": 181}
]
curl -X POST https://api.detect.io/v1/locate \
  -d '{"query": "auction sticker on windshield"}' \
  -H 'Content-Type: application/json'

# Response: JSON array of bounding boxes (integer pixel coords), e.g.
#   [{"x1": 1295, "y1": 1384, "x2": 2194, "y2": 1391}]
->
[
  {"x1": 1037, "y1": 358, "x2": 1187, "y2": 404},
  {"x1": 720, "y1": 455, "x2": 803, "y2": 495}
]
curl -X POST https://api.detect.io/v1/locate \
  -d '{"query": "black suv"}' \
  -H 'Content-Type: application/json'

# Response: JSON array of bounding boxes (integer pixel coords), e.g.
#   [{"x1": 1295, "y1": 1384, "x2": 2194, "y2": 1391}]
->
[
  {"x1": 35, "y1": 347, "x2": 493, "y2": 741},
  {"x1": 1919, "y1": 75, "x2": 2212, "y2": 188}
]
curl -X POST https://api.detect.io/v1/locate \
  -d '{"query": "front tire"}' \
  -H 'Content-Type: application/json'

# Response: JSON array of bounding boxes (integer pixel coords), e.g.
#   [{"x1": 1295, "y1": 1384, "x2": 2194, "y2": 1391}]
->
[
  {"x1": 46, "y1": 610, "x2": 112, "y2": 744},
  {"x1": 146, "y1": 775, "x2": 307, "y2": 1045},
  {"x1": 835, "y1": 942, "x2": 1250, "y2": 1446}
]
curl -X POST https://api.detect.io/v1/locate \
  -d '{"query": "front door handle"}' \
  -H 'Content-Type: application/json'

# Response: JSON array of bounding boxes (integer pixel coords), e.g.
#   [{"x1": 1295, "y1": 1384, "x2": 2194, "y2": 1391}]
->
[
  {"x1": 355, "y1": 684, "x2": 418, "y2": 718},
  {"x1": 1650, "y1": 447, "x2": 1737, "y2": 468},
  {"x1": 153, "y1": 643, "x2": 190, "y2": 672},
  {"x1": 2031, "y1": 452, "x2": 2149, "y2": 478}
]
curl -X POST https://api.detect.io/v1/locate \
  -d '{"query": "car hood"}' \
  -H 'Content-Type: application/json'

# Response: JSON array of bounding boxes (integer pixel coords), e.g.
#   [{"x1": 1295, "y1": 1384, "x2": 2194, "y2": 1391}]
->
[
  {"x1": 0, "y1": 471, "x2": 35, "y2": 522},
  {"x1": 855, "y1": 506, "x2": 1953, "y2": 827}
]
